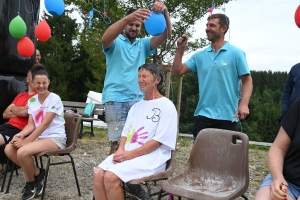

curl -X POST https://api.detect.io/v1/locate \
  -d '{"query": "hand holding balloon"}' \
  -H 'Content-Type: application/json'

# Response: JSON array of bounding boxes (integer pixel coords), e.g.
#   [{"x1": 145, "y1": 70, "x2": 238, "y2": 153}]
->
[{"x1": 152, "y1": 1, "x2": 167, "y2": 14}]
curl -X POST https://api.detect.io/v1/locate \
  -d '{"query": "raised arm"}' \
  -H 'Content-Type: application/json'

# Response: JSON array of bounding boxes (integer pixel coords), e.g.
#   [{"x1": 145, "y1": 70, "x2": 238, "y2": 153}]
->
[
  {"x1": 172, "y1": 34, "x2": 191, "y2": 76},
  {"x1": 3, "y1": 103, "x2": 29, "y2": 119},
  {"x1": 101, "y1": 9, "x2": 150, "y2": 49},
  {"x1": 150, "y1": 2, "x2": 172, "y2": 50}
]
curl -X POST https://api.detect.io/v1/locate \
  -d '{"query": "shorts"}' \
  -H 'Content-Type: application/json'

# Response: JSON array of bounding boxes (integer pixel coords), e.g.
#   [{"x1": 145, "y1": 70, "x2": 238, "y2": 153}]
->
[
  {"x1": 105, "y1": 101, "x2": 136, "y2": 141},
  {"x1": 260, "y1": 173, "x2": 300, "y2": 200},
  {"x1": 38, "y1": 137, "x2": 67, "y2": 149},
  {"x1": 0, "y1": 124, "x2": 21, "y2": 144}
]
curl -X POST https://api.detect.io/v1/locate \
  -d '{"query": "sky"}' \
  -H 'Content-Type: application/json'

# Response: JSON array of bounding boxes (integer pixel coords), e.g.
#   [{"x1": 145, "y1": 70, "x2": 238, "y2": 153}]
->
[{"x1": 40, "y1": 0, "x2": 300, "y2": 72}]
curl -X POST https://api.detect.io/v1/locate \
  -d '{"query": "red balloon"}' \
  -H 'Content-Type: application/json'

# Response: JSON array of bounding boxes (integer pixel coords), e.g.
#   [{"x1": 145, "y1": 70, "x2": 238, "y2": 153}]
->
[
  {"x1": 35, "y1": 18, "x2": 51, "y2": 42},
  {"x1": 295, "y1": 5, "x2": 300, "y2": 28},
  {"x1": 17, "y1": 37, "x2": 35, "y2": 57}
]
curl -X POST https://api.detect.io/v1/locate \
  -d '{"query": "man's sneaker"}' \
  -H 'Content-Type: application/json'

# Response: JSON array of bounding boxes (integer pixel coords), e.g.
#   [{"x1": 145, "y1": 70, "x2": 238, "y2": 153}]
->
[
  {"x1": 34, "y1": 168, "x2": 45, "y2": 196},
  {"x1": 22, "y1": 181, "x2": 36, "y2": 200},
  {"x1": 126, "y1": 183, "x2": 152, "y2": 200}
]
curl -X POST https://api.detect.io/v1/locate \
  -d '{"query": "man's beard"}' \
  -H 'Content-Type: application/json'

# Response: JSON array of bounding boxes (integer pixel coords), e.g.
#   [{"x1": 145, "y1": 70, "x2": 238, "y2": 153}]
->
[{"x1": 125, "y1": 31, "x2": 138, "y2": 40}]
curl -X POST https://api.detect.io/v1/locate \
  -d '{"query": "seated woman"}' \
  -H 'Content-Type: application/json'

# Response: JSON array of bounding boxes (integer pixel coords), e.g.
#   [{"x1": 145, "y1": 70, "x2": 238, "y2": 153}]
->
[
  {"x1": 5, "y1": 64, "x2": 66, "y2": 200},
  {"x1": 255, "y1": 98, "x2": 300, "y2": 200},
  {"x1": 93, "y1": 63, "x2": 178, "y2": 200}
]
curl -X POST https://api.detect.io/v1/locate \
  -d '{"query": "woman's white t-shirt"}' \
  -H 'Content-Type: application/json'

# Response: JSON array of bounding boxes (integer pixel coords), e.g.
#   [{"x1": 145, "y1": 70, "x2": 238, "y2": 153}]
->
[{"x1": 28, "y1": 93, "x2": 66, "y2": 139}]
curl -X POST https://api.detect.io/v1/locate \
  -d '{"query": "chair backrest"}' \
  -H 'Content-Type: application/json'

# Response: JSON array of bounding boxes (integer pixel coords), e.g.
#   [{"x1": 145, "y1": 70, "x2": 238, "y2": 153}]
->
[
  {"x1": 64, "y1": 113, "x2": 82, "y2": 151},
  {"x1": 185, "y1": 128, "x2": 249, "y2": 198}
]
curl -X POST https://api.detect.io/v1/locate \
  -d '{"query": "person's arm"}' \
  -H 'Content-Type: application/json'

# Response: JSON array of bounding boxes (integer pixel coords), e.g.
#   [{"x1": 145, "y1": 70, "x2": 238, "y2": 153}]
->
[
  {"x1": 267, "y1": 127, "x2": 291, "y2": 199},
  {"x1": 236, "y1": 74, "x2": 252, "y2": 120},
  {"x1": 3, "y1": 104, "x2": 29, "y2": 119},
  {"x1": 113, "y1": 139, "x2": 161, "y2": 163},
  {"x1": 101, "y1": 9, "x2": 150, "y2": 49},
  {"x1": 24, "y1": 112, "x2": 56, "y2": 142},
  {"x1": 12, "y1": 112, "x2": 56, "y2": 149},
  {"x1": 172, "y1": 34, "x2": 191, "y2": 76},
  {"x1": 149, "y1": 2, "x2": 172, "y2": 50},
  {"x1": 281, "y1": 72, "x2": 293, "y2": 112}
]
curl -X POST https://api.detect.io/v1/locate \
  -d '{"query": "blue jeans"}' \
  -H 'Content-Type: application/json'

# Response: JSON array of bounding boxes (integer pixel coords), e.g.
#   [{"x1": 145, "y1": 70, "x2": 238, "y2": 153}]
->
[{"x1": 105, "y1": 101, "x2": 136, "y2": 141}]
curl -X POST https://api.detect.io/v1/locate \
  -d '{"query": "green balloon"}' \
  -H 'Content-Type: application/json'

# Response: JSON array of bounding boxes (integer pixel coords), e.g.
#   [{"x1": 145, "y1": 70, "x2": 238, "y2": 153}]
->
[{"x1": 9, "y1": 15, "x2": 27, "y2": 38}]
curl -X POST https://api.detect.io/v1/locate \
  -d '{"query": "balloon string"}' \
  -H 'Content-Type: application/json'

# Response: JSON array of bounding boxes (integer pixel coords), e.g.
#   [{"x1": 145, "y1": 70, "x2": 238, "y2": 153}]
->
[
  {"x1": 18, "y1": 0, "x2": 21, "y2": 14},
  {"x1": 88, "y1": 8, "x2": 111, "y2": 28},
  {"x1": 24, "y1": 0, "x2": 34, "y2": 13}
]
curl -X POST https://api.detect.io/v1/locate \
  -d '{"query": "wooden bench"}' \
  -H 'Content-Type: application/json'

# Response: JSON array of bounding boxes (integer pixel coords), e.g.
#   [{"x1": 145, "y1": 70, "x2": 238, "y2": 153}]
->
[{"x1": 62, "y1": 101, "x2": 105, "y2": 138}]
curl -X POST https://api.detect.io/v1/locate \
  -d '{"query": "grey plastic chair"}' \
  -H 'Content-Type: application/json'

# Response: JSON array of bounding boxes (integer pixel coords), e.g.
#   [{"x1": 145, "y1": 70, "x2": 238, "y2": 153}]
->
[
  {"x1": 161, "y1": 128, "x2": 249, "y2": 200},
  {"x1": 35, "y1": 113, "x2": 82, "y2": 200}
]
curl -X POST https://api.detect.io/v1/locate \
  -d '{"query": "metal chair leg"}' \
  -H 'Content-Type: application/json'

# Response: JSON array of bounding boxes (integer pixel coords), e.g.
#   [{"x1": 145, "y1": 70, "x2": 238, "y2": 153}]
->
[
  {"x1": 1, "y1": 158, "x2": 10, "y2": 192},
  {"x1": 40, "y1": 156, "x2": 51, "y2": 200},
  {"x1": 5, "y1": 162, "x2": 15, "y2": 194},
  {"x1": 69, "y1": 154, "x2": 81, "y2": 196}
]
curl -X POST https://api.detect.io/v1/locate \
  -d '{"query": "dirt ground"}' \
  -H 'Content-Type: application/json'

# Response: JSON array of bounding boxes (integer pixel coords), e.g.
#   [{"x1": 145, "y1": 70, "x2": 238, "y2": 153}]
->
[{"x1": 0, "y1": 128, "x2": 269, "y2": 200}]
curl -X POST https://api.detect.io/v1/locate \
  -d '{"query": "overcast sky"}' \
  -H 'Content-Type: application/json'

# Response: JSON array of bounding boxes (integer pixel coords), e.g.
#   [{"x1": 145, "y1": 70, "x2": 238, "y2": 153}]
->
[
  {"x1": 40, "y1": 0, "x2": 300, "y2": 72},
  {"x1": 185, "y1": 0, "x2": 300, "y2": 72}
]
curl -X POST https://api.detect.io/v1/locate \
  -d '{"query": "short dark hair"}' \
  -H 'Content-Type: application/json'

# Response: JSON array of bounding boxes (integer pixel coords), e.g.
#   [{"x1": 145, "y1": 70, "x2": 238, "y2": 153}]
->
[
  {"x1": 138, "y1": 63, "x2": 164, "y2": 89},
  {"x1": 207, "y1": 13, "x2": 230, "y2": 34},
  {"x1": 31, "y1": 63, "x2": 49, "y2": 80},
  {"x1": 125, "y1": 8, "x2": 137, "y2": 16}
]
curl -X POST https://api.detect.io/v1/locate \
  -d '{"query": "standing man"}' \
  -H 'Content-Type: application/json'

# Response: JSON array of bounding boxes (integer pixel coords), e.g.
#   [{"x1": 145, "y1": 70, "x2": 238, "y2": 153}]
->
[
  {"x1": 35, "y1": 49, "x2": 41, "y2": 64},
  {"x1": 281, "y1": 63, "x2": 300, "y2": 113},
  {"x1": 0, "y1": 68, "x2": 36, "y2": 172},
  {"x1": 101, "y1": 3, "x2": 172, "y2": 155},
  {"x1": 172, "y1": 13, "x2": 252, "y2": 140}
]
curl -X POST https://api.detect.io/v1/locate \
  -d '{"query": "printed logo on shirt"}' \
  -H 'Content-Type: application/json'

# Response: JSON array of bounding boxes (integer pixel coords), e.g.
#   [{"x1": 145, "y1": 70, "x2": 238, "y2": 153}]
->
[
  {"x1": 146, "y1": 108, "x2": 161, "y2": 122},
  {"x1": 221, "y1": 60, "x2": 228, "y2": 66},
  {"x1": 126, "y1": 125, "x2": 148, "y2": 145},
  {"x1": 5, "y1": 135, "x2": 10, "y2": 141}
]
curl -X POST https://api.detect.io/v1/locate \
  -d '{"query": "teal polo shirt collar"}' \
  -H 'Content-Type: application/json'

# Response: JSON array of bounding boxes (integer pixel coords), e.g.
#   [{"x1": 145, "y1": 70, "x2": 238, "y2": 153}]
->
[
  {"x1": 118, "y1": 34, "x2": 140, "y2": 45},
  {"x1": 207, "y1": 41, "x2": 229, "y2": 53}
]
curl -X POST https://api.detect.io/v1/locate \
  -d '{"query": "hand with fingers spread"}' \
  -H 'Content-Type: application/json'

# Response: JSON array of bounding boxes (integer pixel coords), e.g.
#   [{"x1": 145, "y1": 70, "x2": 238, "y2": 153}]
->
[{"x1": 124, "y1": 9, "x2": 151, "y2": 24}]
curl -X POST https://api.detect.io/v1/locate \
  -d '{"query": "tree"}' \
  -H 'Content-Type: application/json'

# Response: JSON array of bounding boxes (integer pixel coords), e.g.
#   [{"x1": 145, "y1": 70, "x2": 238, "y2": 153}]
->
[{"x1": 37, "y1": 12, "x2": 81, "y2": 100}]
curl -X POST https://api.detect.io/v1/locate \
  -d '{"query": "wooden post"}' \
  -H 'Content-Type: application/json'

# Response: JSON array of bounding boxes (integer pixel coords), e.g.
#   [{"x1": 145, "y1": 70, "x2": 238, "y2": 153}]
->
[
  {"x1": 165, "y1": 72, "x2": 171, "y2": 99},
  {"x1": 176, "y1": 76, "x2": 183, "y2": 124}
]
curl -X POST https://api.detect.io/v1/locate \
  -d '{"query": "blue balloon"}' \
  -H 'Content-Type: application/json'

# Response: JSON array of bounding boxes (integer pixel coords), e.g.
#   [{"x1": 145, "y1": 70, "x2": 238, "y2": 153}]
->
[
  {"x1": 45, "y1": 0, "x2": 65, "y2": 16},
  {"x1": 145, "y1": 11, "x2": 166, "y2": 36}
]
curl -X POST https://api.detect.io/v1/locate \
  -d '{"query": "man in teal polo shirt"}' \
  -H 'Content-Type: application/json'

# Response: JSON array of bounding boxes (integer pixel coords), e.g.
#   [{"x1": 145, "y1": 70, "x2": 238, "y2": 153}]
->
[
  {"x1": 101, "y1": 4, "x2": 171, "y2": 155},
  {"x1": 172, "y1": 13, "x2": 253, "y2": 140}
]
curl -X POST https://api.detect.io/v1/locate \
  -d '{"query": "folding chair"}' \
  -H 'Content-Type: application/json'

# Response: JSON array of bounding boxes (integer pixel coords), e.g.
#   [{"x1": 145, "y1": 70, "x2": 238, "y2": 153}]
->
[
  {"x1": 33, "y1": 113, "x2": 82, "y2": 200},
  {"x1": 161, "y1": 128, "x2": 249, "y2": 200}
]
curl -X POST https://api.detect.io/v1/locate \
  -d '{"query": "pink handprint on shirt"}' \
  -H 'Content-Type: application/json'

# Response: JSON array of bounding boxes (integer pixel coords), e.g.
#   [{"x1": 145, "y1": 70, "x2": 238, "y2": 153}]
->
[
  {"x1": 130, "y1": 126, "x2": 148, "y2": 145},
  {"x1": 35, "y1": 110, "x2": 44, "y2": 126}
]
